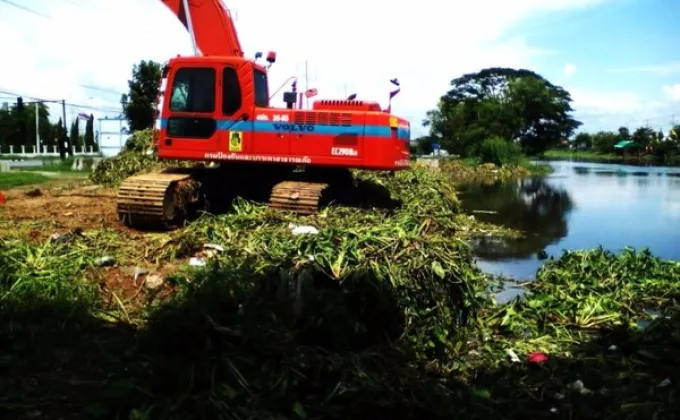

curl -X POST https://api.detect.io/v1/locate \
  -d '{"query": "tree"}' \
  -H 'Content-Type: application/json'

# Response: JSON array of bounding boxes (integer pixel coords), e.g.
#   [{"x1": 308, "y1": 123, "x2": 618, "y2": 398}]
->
[
  {"x1": 410, "y1": 136, "x2": 436, "y2": 155},
  {"x1": 632, "y1": 127, "x2": 655, "y2": 148},
  {"x1": 592, "y1": 131, "x2": 618, "y2": 153},
  {"x1": 657, "y1": 130, "x2": 664, "y2": 142},
  {"x1": 669, "y1": 124, "x2": 680, "y2": 142},
  {"x1": 122, "y1": 60, "x2": 162, "y2": 131},
  {"x1": 618, "y1": 126, "x2": 630, "y2": 139},
  {"x1": 423, "y1": 67, "x2": 581, "y2": 156},
  {"x1": 85, "y1": 114, "x2": 95, "y2": 150},
  {"x1": 573, "y1": 132, "x2": 592, "y2": 149},
  {"x1": 69, "y1": 119, "x2": 80, "y2": 149}
]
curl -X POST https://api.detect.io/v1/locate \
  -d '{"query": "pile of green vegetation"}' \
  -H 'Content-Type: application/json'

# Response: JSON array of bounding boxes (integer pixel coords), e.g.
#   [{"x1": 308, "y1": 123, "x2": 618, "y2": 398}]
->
[
  {"x1": 435, "y1": 157, "x2": 549, "y2": 185},
  {"x1": 89, "y1": 129, "x2": 193, "y2": 186},
  {"x1": 2, "y1": 149, "x2": 679, "y2": 418}
]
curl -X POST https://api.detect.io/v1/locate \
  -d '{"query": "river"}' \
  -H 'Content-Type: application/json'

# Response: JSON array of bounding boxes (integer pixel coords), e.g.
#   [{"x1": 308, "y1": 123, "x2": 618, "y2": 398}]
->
[{"x1": 457, "y1": 160, "x2": 680, "y2": 299}]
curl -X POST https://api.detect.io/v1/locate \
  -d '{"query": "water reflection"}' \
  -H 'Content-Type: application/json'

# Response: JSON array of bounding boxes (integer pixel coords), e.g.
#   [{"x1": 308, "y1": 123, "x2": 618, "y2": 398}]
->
[
  {"x1": 458, "y1": 177, "x2": 574, "y2": 260},
  {"x1": 459, "y1": 160, "x2": 680, "y2": 281}
]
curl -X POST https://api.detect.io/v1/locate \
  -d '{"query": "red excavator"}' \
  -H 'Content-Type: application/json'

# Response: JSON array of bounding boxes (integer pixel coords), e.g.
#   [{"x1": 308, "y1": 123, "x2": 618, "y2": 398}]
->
[{"x1": 116, "y1": 0, "x2": 411, "y2": 229}]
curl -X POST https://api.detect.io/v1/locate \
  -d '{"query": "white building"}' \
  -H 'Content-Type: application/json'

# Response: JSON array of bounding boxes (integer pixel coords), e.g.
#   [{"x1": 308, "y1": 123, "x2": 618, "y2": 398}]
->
[{"x1": 98, "y1": 116, "x2": 130, "y2": 157}]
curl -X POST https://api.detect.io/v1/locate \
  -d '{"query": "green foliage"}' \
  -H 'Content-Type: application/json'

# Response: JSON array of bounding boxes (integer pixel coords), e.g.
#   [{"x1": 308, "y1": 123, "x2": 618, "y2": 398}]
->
[
  {"x1": 122, "y1": 60, "x2": 162, "y2": 131},
  {"x1": 477, "y1": 137, "x2": 521, "y2": 166},
  {"x1": 424, "y1": 67, "x2": 582, "y2": 157},
  {"x1": 89, "y1": 129, "x2": 159, "y2": 186},
  {"x1": 0, "y1": 102, "x2": 52, "y2": 151},
  {"x1": 550, "y1": 123, "x2": 680, "y2": 165},
  {"x1": 89, "y1": 129, "x2": 192, "y2": 186},
  {"x1": 85, "y1": 114, "x2": 95, "y2": 149},
  {"x1": 618, "y1": 126, "x2": 630, "y2": 139},
  {"x1": 410, "y1": 136, "x2": 435, "y2": 155},
  {"x1": 592, "y1": 130, "x2": 619, "y2": 153},
  {"x1": 69, "y1": 118, "x2": 80, "y2": 147},
  {"x1": 572, "y1": 132, "x2": 592, "y2": 148},
  {"x1": 632, "y1": 126, "x2": 656, "y2": 147}
]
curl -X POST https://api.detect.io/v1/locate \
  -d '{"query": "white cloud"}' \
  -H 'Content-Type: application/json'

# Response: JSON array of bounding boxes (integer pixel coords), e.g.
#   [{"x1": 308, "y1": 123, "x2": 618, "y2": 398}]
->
[
  {"x1": 563, "y1": 63, "x2": 576, "y2": 77},
  {"x1": 610, "y1": 61, "x2": 680, "y2": 75},
  {"x1": 663, "y1": 84, "x2": 680, "y2": 101},
  {"x1": 0, "y1": 0, "x2": 613, "y2": 137},
  {"x1": 569, "y1": 88, "x2": 646, "y2": 114},
  {"x1": 565, "y1": 83, "x2": 680, "y2": 133}
]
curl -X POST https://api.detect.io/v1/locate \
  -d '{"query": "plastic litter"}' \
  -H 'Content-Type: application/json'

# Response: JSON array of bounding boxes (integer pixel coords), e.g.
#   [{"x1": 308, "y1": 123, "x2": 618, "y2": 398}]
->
[
  {"x1": 145, "y1": 274, "x2": 164, "y2": 289},
  {"x1": 189, "y1": 257, "x2": 206, "y2": 267},
  {"x1": 658, "y1": 378, "x2": 671, "y2": 387},
  {"x1": 528, "y1": 351, "x2": 548, "y2": 364},
  {"x1": 94, "y1": 256, "x2": 116, "y2": 267},
  {"x1": 204, "y1": 243, "x2": 224, "y2": 252},
  {"x1": 506, "y1": 348, "x2": 520, "y2": 363},
  {"x1": 288, "y1": 223, "x2": 319, "y2": 235}
]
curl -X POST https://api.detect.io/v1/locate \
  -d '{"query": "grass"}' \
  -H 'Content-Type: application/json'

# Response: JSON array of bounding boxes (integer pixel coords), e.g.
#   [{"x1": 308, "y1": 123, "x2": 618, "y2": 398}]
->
[
  {"x1": 1, "y1": 206, "x2": 678, "y2": 418},
  {"x1": 544, "y1": 148, "x2": 680, "y2": 166},
  {"x1": 0, "y1": 172, "x2": 50, "y2": 189},
  {"x1": 1, "y1": 135, "x2": 678, "y2": 418}
]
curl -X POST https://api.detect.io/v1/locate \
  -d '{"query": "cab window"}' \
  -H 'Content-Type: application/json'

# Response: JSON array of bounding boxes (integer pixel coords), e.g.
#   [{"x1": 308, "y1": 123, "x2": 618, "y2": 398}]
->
[
  {"x1": 254, "y1": 69, "x2": 268, "y2": 107},
  {"x1": 223, "y1": 67, "x2": 242, "y2": 115},
  {"x1": 169, "y1": 67, "x2": 215, "y2": 113}
]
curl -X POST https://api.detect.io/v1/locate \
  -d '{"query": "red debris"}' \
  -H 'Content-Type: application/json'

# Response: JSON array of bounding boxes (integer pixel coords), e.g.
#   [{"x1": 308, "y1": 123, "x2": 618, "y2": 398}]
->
[
  {"x1": 0, "y1": 192, "x2": 5, "y2": 205},
  {"x1": 528, "y1": 352, "x2": 549, "y2": 364}
]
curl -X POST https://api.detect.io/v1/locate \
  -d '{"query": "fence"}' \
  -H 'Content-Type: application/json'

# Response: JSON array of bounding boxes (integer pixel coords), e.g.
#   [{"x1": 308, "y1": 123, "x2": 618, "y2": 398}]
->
[{"x1": 0, "y1": 144, "x2": 101, "y2": 157}]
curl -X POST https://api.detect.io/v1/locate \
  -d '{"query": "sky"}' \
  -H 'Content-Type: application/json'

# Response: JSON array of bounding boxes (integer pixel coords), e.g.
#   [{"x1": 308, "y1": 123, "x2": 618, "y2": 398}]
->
[{"x1": 0, "y1": 0, "x2": 678, "y2": 139}]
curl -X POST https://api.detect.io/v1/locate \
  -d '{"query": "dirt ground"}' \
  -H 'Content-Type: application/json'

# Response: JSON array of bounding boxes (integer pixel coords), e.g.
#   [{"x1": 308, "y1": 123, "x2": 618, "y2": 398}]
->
[
  {"x1": 0, "y1": 182, "x2": 125, "y2": 238},
  {"x1": 0, "y1": 181, "x2": 184, "y2": 306}
]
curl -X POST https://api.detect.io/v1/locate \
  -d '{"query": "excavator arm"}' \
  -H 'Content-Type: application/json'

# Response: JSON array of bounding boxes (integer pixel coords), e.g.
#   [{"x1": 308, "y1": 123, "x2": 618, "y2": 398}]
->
[{"x1": 159, "y1": 0, "x2": 243, "y2": 57}]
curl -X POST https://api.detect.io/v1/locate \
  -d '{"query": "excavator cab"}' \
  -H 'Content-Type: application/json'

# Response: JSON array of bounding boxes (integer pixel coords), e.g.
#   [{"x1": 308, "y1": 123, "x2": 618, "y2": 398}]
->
[{"x1": 155, "y1": 55, "x2": 269, "y2": 160}]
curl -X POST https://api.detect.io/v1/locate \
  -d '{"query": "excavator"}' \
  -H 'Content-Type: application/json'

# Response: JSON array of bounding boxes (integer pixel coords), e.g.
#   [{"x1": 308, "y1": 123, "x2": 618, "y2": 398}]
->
[{"x1": 116, "y1": 0, "x2": 411, "y2": 229}]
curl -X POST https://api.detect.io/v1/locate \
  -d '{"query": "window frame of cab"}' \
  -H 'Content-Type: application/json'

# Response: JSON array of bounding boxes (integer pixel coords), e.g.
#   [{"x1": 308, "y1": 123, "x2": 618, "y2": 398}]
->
[
  {"x1": 253, "y1": 69, "x2": 268, "y2": 107},
  {"x1": 167, "y1": 66, "x2": 217, "y2": 139}
]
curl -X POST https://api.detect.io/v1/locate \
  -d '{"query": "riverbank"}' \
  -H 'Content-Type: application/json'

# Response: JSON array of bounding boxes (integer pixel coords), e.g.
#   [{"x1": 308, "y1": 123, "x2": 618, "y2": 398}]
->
[
  {"x1": 1, "y1": 155, "x2": 677, "y2": 418},
  {"x1": 543, "y1": 148, "x2": 680, "y2": 166},
  {"x1": 419, "y1": 157, "x2": 551, "y2": 185}
]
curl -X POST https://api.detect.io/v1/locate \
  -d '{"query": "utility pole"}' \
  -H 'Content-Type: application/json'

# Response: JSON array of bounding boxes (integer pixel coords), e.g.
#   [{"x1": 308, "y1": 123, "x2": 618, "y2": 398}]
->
[
  {"x1": 61, "y1": 99, "x2": 68, "y2": 158},
  {"x1": 35, "y1": 102, "x2": 40, "y2": 154}
]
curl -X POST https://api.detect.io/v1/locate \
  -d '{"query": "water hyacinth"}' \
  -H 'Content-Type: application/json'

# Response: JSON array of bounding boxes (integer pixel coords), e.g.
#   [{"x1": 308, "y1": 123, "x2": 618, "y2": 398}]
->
[{"x1": 2, "y1": 135, "x2": 679, "y2": 418}]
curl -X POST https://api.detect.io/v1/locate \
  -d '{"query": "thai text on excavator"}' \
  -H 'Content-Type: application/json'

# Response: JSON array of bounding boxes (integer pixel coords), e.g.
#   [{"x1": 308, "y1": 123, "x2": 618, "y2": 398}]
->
[{"x1": 204, "y1": 152, "x2": 312, "y2": 164}]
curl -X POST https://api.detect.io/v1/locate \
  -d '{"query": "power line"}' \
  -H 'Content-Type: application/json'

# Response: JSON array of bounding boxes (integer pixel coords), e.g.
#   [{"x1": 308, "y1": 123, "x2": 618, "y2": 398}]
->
[
  {"x1": 0, "y1": 89, "x2": 122, "y2": 113},
  {"x1": 0, "y1": 0, "x2": 50, "y2": 18}
]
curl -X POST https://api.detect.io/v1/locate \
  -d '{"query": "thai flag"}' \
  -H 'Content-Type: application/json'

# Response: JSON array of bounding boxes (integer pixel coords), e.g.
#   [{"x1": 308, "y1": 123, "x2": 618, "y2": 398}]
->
[
  {"x1": 77, "y1": 112, "x2": 91, "y2": 120},
  {"x1": 304, "y1": 88, "x2": 318, "y2": 98},
  {"x1": 389, "y1": 88, "x2": 400, "y2": 99}
]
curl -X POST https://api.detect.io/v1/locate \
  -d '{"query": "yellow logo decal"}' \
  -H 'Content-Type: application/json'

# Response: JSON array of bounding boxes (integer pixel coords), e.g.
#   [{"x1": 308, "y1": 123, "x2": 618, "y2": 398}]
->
[
  {"x1": 389, "y1": 117, "x2": 398, "y2": 128},
  {"x1": 229, "y1": 131, "x2": 243, "y2": 152}
]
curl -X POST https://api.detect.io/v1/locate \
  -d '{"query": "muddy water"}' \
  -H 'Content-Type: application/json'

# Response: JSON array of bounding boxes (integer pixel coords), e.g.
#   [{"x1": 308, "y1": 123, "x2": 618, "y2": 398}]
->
[{"x1": 458, "y1": 160, "x2": 680, "y2": 300}]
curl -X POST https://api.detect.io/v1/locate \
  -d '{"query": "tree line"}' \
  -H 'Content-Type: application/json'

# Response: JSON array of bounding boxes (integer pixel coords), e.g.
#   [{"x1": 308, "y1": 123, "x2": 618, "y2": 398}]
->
[
  {"x1": 413, "y1": 66, "x2": 680, "y2": 165},
  {"x1": 0, "y1": 101, "x2": 97, "y2": 157},
  {"x1": 568, "y1": 125, "x2": 680, "y2": 164},
  {"x1": 0, "y1": 59, "x2": 163, "y2": 159}
]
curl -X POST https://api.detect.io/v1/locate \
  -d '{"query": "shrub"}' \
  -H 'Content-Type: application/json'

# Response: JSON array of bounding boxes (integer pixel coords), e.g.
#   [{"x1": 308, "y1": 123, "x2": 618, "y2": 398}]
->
[{"x1": 477, "y1": 137, "x2": 521, "y2": 166}]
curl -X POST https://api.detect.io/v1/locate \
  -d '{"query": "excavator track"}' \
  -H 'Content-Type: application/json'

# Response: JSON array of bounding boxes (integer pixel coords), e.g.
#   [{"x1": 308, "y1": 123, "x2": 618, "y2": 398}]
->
[
  {"x1": 268, "y1": 181, "x2": 329, "y2": 215},
  {"x1": 116, "y1": 172, "x2": 198, "y2": 228}
]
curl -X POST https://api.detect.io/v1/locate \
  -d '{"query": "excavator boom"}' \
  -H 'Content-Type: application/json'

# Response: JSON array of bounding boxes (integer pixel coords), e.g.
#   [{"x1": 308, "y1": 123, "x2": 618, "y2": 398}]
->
[{"x1": 159, "y1": 0, "x2": 243, "y2": 57}]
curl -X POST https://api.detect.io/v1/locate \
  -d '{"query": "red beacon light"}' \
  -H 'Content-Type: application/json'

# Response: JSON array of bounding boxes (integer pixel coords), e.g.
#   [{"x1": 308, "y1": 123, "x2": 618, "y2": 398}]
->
[{"x1": 266, "y1": 51, "x2": 277, "y2": 64}]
